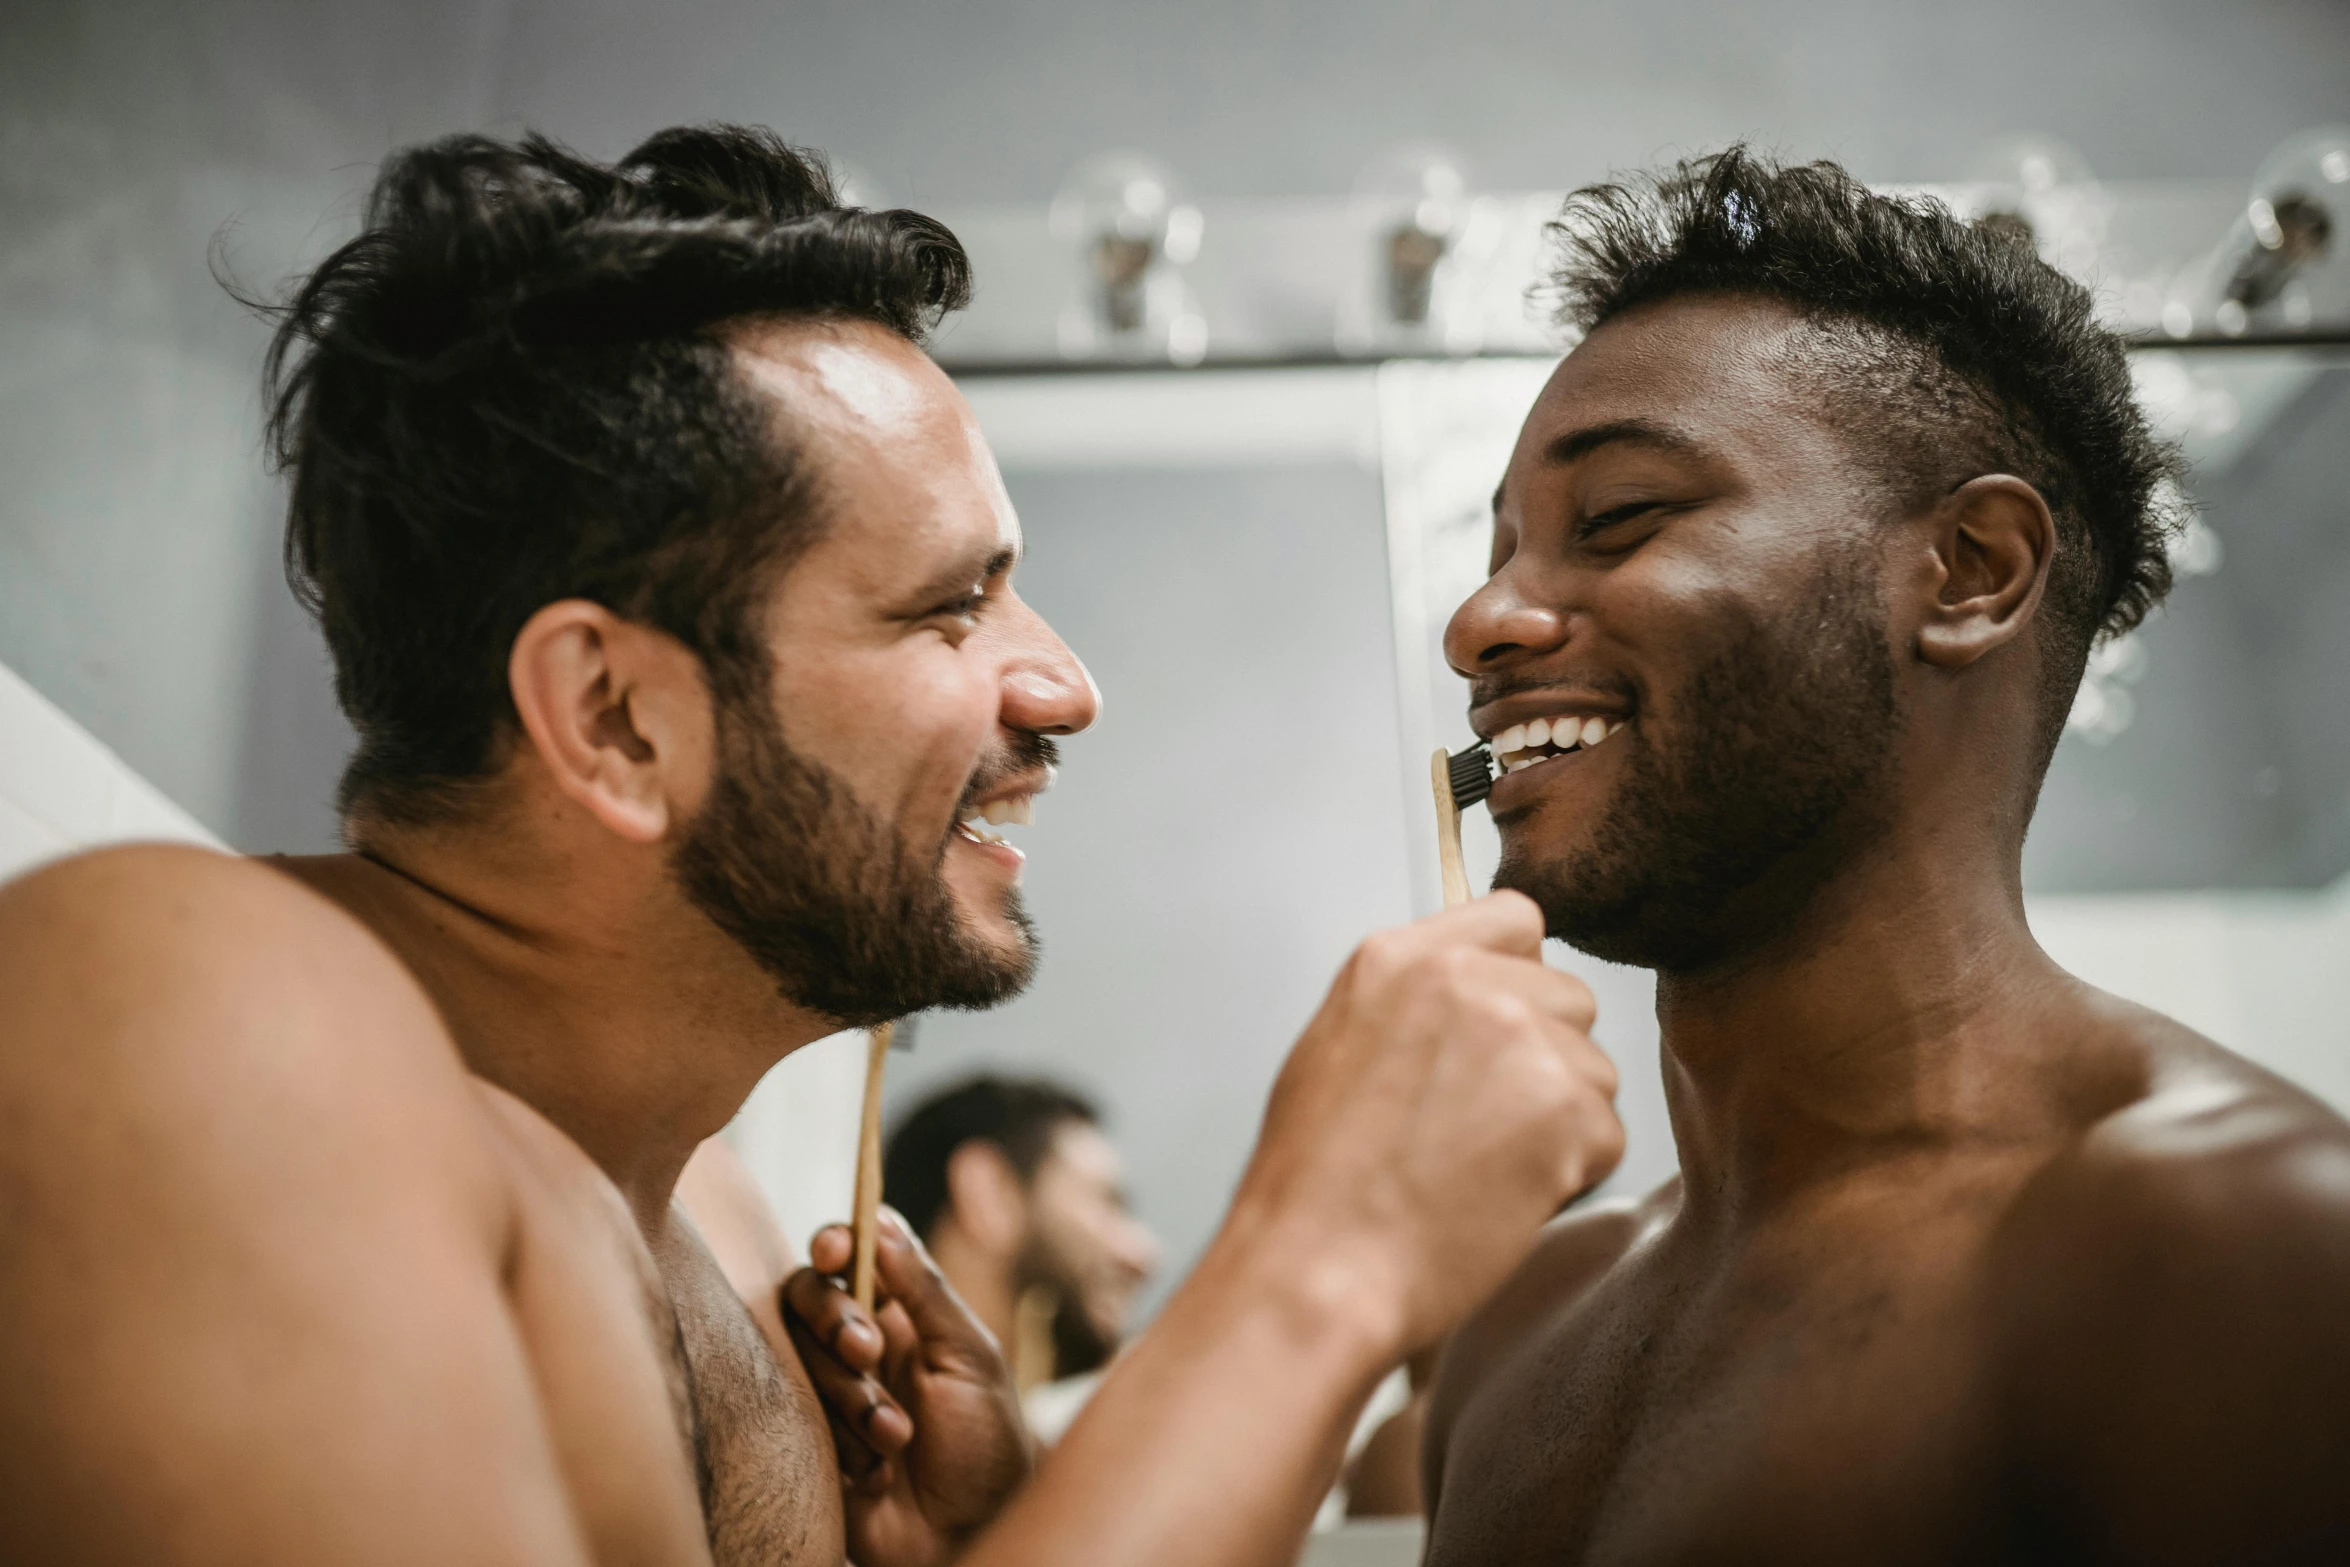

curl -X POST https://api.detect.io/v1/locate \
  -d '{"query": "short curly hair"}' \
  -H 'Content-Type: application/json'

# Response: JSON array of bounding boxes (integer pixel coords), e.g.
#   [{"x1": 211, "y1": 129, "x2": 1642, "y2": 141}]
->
[
  {"x1": 1544, "y1": 147, "x2": 2184, "y2": 765},
  {"x1": 252, "y1": 124, "x2": 972, "y2": 827}
]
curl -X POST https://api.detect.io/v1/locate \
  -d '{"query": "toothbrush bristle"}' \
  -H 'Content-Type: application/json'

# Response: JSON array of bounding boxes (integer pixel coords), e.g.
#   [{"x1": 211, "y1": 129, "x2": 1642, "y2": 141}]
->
[{"x1": 1448, "y1": 743, "x2": 1495, "y2": 810}]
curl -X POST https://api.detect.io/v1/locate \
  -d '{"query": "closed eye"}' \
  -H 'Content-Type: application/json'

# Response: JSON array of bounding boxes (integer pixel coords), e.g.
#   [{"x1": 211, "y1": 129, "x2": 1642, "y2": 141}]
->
[
  {"x1": 1575, "y1": 501, "x2": 1664, "y2": 541},
  {"x1": 933, "y1": 588, "x2": 986, "y2": 620}
]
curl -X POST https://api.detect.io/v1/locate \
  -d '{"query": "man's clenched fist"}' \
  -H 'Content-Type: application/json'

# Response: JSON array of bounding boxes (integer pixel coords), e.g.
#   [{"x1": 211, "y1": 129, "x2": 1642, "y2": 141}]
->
[{"x1": 1226, "y1": 891, "x2": 1623, "y2": 1360}]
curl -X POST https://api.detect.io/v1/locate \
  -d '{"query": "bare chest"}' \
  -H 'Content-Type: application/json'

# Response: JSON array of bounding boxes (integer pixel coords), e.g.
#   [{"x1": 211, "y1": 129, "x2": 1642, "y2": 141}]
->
[
  {"x1": 655, "y1": 1226, "x2": 847, "y2": 1567},
  {"x1": 1428, "y1": 1236, "x2": 2020, "y2": 1567}
]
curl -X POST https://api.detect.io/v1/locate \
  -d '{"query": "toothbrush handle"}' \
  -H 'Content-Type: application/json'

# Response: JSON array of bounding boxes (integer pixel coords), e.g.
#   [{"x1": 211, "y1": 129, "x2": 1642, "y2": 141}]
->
[
  {"x1": 850, "y1": 1021, "x2": 893, "y2": 1311},
  {"x1": 1429, "y1": 748, "x2": 1473, "y2": 909}
]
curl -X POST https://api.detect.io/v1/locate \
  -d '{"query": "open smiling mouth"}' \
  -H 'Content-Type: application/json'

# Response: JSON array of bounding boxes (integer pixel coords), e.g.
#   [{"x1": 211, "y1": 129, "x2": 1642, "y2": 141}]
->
[
  {"x1": 1490, "y1": 712, "x2": 1627, "y2": 774},
  {"x1": 952, "y1": 768, "x2": 1053, "y2": 849},
  {"x1": 953, "y1": 795, "x2": 1031, "y2": 847}
]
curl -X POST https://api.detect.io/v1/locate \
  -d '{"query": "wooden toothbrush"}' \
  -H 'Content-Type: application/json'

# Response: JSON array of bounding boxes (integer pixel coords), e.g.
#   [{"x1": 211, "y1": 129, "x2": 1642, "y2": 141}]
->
[
  {"x1": 1430, "y1": 744, "x2": 1496, "y2": 910},
  {"x1": 850, "y1": 1021, "x2": 894, "y2": 1312}
]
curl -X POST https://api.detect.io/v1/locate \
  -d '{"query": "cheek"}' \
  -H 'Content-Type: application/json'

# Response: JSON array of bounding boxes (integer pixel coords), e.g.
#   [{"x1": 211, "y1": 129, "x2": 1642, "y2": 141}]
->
[
  {"x1": 1588, "y1": 527, "x2": 1785, "y2": 680},
  {"x1": 782, "y1": 641, "x2": 1001, "y2": 815}
]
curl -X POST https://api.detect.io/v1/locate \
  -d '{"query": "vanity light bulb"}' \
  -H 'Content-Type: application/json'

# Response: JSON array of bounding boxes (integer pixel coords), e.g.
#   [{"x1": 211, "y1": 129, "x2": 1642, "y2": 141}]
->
[
  {"x1": 2218, "y1": 124, "x2": 2350, "y2": 329},
  {"x1": 1338, "y1": 143, "x2": 1485, "y2": 353},
  {"x1": 1960, "y1": 133, "x2": 2104, "y2": 280},
  {"x1": 1050, "y1": 150, "x2": 1207, "y2": 363}
]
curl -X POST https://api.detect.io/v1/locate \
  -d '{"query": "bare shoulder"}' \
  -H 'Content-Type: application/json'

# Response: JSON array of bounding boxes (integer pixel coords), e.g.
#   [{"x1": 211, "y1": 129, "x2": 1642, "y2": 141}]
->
[
  {"x1": 0, "y1": 843, "x2": 499, "y2": 1187},
  {"x1": 1426, "y1": 1182, "x2": 1673, "y2": 1456},
  {"x1": 3, "y1": 842, "x2": 447, "y2": 1037},
  {"x1": 0, "y1": 845, "x2": 635, "y2": 1562},
  {"x1": 1985, "y1": 996, "x2": 2350, "y2": 1559},
  {"x1": 1993, "y1": 996, "x2": 2350, "y2": 1306}
]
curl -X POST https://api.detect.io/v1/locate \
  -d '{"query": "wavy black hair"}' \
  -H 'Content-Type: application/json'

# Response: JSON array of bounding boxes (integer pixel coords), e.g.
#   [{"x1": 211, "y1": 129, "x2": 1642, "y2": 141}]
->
[
  {"x1": 1544, "y1": 147, "x2": 2184, "y2": 766},
  {"x1": 883, "y1": 1074, "x2": 1102, "y2": 1245},
  {"x1": 250, "y1": 124, "x2": 971, "y2": 827}
]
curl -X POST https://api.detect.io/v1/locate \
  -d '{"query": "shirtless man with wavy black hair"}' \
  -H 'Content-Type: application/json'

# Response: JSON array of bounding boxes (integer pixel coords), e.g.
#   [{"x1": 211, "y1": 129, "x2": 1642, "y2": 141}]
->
[
  {"x1": 0, "y1": 125, "x2": 1625, "y2": 1567},
  {"x1": 1423, "y1": 148, "x2": 2350, "y2": 1566}
]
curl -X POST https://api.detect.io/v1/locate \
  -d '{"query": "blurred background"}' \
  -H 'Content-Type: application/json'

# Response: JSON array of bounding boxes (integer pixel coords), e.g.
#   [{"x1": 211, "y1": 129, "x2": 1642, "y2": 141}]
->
[{"x1": 5, "y1": 0, "x2": 2349, "y2": 1356}]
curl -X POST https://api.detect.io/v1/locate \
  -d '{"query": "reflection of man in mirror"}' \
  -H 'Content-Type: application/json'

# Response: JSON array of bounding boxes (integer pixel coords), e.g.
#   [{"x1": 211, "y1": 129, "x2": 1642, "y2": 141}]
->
[
  {"x1": 1424, "y1": 147, "x2": 2350, "y2": 1564},
  {"x1": 884, "y1": 1075, "x2": 1161, "y2": 1441}
]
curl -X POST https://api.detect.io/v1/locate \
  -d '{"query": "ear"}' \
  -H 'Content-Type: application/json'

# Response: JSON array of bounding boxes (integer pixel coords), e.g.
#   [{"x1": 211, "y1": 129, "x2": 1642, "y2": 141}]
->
[
  {"x1": 506, "y1": 600, "x2": 715, "y2": 843},
  {"x1": 943, "y1": 1141, "x2": 1030, "y2": 1260},
  {"x1": 1914, "y1": 475, "x2": 2057, "y2": 672}
]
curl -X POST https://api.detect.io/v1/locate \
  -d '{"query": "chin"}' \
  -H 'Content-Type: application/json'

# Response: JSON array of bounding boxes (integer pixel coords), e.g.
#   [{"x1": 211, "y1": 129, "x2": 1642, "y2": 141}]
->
[
  {"x1": 1494, "y1": 841, "x2": 1694, "y2": 971},
  {"x1": 933, "y1": 888, "x2": 1042, "y2": 1008}
]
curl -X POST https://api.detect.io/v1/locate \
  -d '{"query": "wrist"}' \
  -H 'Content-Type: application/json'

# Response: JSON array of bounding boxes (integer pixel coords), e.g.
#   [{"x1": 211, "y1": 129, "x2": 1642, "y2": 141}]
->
[{"x1": 1184, "y1": 1191, "x2": 1408, "y2": 1394}]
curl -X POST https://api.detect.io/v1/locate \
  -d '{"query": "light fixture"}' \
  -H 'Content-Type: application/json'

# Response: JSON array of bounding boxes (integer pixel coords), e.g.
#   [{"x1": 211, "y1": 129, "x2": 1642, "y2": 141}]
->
[
  {"x1": 1336, "y1": 144, "x2": 1484, "y2": 354},
  {"x1": 2226, "y1": 124, "x2": 2349, "y2": 332},
  {"x1": 1049, "y1": 151, "x2": 1207, "y2": 365},
  {"x1": 1960, "y1": 134, "x2": 2107, "y2": 283},
  {"x1": 2170, "y1": 124, "x2": 2350, "y2": 338}
]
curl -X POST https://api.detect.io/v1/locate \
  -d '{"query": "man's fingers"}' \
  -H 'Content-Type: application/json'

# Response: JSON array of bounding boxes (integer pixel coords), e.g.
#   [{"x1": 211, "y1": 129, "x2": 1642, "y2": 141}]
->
[
  {"x1": 870, "y1": 1207, "x2": 1000, "y2": 1363},
  {"x1": 1419, "y1": 888, "x2": 1547, "y2": 957},
  {"x1": 825, "y1": 1405, "x2": 895, "y2": 1495},
  {"x1": 783, "y1": 1307, "x2": 914, "y2": 1457},
  {"x1": 1443, "y1": 946, "x2": 1599, "y2": 1035},
  {"x1": 780, "y1": 1266, "x2": 886, "y2": 1371},
  {"x1": 807, "y1": 1222, "x2": 853, "y2": 1277}
]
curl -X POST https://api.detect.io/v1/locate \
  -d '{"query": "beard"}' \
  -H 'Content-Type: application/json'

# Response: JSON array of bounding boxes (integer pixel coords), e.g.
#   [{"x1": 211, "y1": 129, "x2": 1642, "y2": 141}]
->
[
  {"x1": 1014, "y1": 1235, "x2": 1121, "y2": 1380},
  {"x1": 670, "y1": 679, "x2": 1049, "y2": 1028},
  {"x1": 1494, "y1": 545, "x2": 1899, "y2": 974}
]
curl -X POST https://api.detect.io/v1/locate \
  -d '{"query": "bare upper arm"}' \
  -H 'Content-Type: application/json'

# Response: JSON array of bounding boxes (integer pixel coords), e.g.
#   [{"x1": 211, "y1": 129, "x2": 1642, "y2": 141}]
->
[
  {"x1": 1991, "y1": 1070, "x2": 2350, "y2": 1564},
  {"x1": 0, "y1": 846, "x2": 594, "y2": 1565}
]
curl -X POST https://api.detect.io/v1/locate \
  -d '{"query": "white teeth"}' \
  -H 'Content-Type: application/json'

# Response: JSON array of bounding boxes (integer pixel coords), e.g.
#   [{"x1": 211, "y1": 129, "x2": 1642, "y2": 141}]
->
[
  {"x1": 975, "y1": 795, "x2": 1036, "y2": 829},
  {"x1": 1497, "y1": 723, "x2": 1527, "y2": 754},
  {"x1": 1524, "y1": 717, "x2": 1551, "y2": 748},
  {"x1": 1606, "y1": 720, "x2": 1624, "y2": 737},
  {"x1": 1580, "y1": 715, "x2": 1608, "y2": 747}
]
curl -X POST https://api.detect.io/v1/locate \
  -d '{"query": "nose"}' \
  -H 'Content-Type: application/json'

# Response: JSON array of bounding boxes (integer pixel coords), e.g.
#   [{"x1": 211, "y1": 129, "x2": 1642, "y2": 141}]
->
[
  {"x1": 999, "y1": 595, "x2": 1101, "y2": 737},
  {"x1": 1117, "y1": 1216, "x2": 1162, "y2": 1282},
  {"x1": 1443, "y1": 571, "x2": 1571, "y2": 678}
]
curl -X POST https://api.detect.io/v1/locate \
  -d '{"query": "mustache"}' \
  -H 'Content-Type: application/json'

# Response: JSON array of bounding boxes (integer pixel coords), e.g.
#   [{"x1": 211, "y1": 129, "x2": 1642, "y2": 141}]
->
[
  {"x1": 1466, "y1": 669, "x2": 1639, "y2": 712},
  {"x1": 953, "y1": 731, "x2": 1061, "y2": 818}
]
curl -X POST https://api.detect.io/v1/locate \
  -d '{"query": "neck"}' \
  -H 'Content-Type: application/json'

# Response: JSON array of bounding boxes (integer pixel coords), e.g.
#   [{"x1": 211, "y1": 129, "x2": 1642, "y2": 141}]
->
[
  {"x1": 1652, "y1": 812, "x2": 2088, "y2": 1226},
  {"x1": 929, "y1": 1222, "x2": 1019, "y2": 1353},
  {"x1": 290, "y1": 829, "x2": 836, "y2": 1233}
]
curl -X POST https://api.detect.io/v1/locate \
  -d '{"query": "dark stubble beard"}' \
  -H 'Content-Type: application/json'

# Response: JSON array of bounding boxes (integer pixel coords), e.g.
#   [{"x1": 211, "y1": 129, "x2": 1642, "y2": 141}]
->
[
  {"x1": 1013, "y1": 1231, "x2": 1122, "y2": 1381},
  {"x1": 671, "y1": 679, "x2": 1048, "y2": 1029},
  {"x1": 1494, "y1": 544, "x2": 1899, "y2": 974}
]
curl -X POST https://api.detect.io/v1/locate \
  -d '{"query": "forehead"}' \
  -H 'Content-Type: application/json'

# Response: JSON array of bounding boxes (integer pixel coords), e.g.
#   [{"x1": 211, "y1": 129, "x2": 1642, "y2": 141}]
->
[
  {"x1": 729, "y1": 317, "x2": 1016, "y2": 554},
  {"x1": 1512, "y1": 293, "x2": 1844, "y2": 485},
  {"x1": 1043, "y1": 1121, "x2": 1120, "y2": 1185}
]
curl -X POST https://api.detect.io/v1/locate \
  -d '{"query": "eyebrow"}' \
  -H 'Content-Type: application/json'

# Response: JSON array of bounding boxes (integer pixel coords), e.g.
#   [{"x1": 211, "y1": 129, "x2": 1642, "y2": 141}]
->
[
  {"x1": 1543, "y1": 416, "x2": 1707, "y2": 468},
  {"x1": 1495, "y1": 417, "x2": 1711, "y2": 514}
]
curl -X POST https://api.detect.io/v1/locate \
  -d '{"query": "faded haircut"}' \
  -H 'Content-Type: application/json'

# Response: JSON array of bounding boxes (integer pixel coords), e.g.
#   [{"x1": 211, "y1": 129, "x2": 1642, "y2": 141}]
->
[{"x1": 1543, "y1": 146, "x2": 2186, "y2": 768}]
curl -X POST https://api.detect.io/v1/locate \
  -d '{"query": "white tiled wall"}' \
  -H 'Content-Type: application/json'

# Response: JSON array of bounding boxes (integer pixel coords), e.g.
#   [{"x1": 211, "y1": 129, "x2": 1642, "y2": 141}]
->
[{"x1": 0, "y1": 658, "x2": 219, "y2": 882}]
